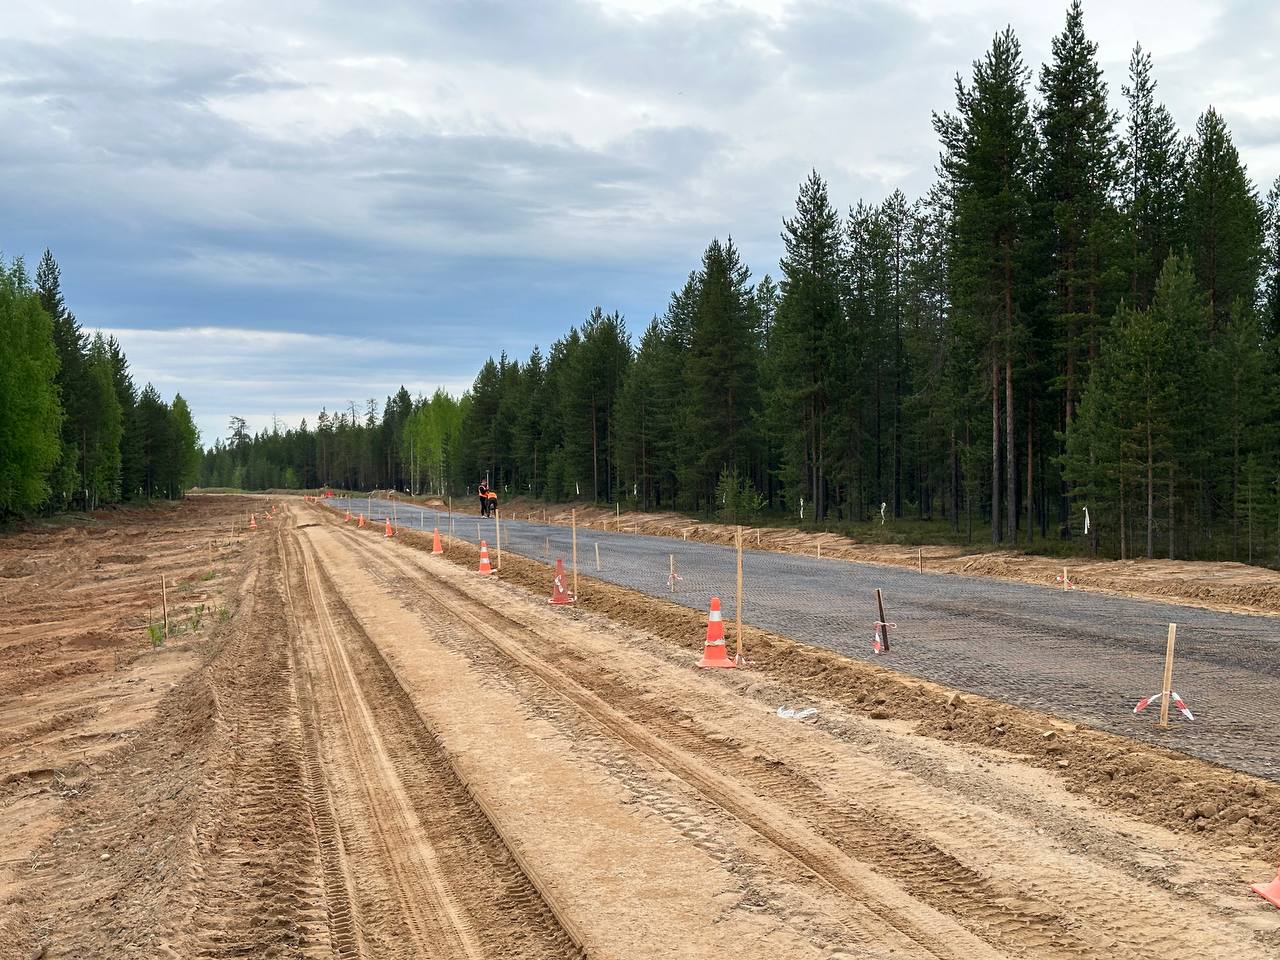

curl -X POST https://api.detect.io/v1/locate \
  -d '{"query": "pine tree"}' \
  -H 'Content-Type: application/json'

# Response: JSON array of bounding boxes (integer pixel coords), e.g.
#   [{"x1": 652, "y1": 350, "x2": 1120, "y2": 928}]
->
[{"x1": 936, "y1": 26, "x2": 1037, "y2": 542}]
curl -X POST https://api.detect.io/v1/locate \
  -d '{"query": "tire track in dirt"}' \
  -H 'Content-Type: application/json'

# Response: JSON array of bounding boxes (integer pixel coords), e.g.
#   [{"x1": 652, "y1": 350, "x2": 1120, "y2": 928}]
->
[
  {"x1": 328, "y1": 522, "x2": 1273, "y2": 960},
  {"x1": 278, "y1": 519, "x2": 582, "y2": 960},
  {"x1": 328, "y1": 527, "x2": 1003, "y2": 960}
]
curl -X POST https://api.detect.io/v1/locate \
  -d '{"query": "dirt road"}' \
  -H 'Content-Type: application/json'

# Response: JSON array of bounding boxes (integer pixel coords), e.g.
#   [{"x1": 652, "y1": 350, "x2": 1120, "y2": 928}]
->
[
  {"x1": 332, "y1": 496, "x2": 1280, "y2": 781},
  {"x1": 4, "y1": 499, "x2": 1279, "y2": 958}
]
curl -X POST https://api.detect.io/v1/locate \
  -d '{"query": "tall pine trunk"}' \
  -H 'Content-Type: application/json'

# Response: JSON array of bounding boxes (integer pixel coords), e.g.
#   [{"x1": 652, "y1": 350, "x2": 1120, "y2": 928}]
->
[
  {"x1": 1025, "y1": 398, "x2": 1033, "y2": 545},
  {"x1": 1146, "y1": 420, "x2": 1155, "y2": 559},
  {"x1": 991, "y1": 351, "x2": 1001, "y2": 544},
  {"x1": 1005, "y1": 354, "x2": 1016, "y2": 544}
]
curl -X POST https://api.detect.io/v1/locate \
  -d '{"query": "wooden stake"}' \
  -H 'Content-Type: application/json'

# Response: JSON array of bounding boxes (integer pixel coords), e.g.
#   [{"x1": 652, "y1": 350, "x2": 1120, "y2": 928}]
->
[
  {"x1": 495, "y1": 509, "x2": 502, "y2": 571},
  {"x1": 544, "y1": 536, "x2": 550, "y2": 559},
  {"x1": 735, "y1": 525, "x2": 744, "y2": 662},
  {"x1": 875, "y1": 588, "x2": 889, "y2": 653},
  {"x1": 572, "y1": 509, "x2": 579, "y2": 599},
  {"x1": 669, "y1": 554, "x2": 675, "y2": 592},
  {"x1": 161, "y1": 576, "x2": 169, "y2": 640},
  {"x1": 594, "y1": 541, "x2": 601, "y2": 571},
  {"x1": 1063, "y1": 566, "x2": 1069, "y2": 592},
  {"x1": 918, "y1": 547, "x2": 923, "y2": 574},
  {"x1": 1159, "y1": 623, "x2": 1177, "y2": 728},
  {"x1": 757, "y1": 529, "x2": 761, "y2": 547},
  {"x1": 817, "y1": 541, "x2": 822, "y2": 559}
]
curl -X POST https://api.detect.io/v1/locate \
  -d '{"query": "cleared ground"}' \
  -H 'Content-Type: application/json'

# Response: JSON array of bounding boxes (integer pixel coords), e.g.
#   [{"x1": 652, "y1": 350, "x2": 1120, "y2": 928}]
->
[
  {"x1": 334, "y1": 495, "x2": 1280, "y2": 781},
  {"x1": 2, "y1": 497, "x2": 1279, "y2": 958}
]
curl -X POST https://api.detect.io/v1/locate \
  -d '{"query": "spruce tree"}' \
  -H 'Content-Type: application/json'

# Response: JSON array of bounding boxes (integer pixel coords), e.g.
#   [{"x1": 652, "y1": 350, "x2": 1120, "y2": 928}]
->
[
  {"x1": 773, "y1": 170, "x2": 844, "y2": 520},
  {"x1": 1262, "y1": 175, "x2": 1280, "y2": 341},
  {"x1": 83, "y1": 334, "x2": 123, "y2": 506},
  {"x1": 1036, "y1": 0, "x2": 1119, "y2": 427},
  {"x1": 1120, "y1": 44, "x2": 1184, "y2": 308},
  {"x1": 107, "y1": 336, "x2": 143, "y2": 500},
  {"x1": 1182, "y1": 107, "x2": 1263, "y2": 332},
  {"x1": 684, "y1": 237, "x2": 759, "y2": 506}
]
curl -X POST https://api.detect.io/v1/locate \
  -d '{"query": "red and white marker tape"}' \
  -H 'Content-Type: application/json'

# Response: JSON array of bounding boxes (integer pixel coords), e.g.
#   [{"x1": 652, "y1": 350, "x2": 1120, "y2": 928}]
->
[
  {"x1": 1133, "y1": 690, "x2": 1194, "y2": 721},
  {"x1": 872, "y1": 620, "x2": 897, "y2": 654},
  {"x1": 1055, "y1": 574, "x2": 1076, "y2": 589}
]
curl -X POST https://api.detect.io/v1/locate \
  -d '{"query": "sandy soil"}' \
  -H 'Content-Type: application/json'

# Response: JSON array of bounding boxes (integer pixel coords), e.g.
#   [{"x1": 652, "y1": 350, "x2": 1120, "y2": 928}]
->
[
  {"x1": 0, "y1": 496, "x2": 257, "y2": 954},
  {"x1": 3, "y1": 495, "x2": 1279, "y2": 958},
  {"x1": 426, "y1": 494, "x2": 1280, "y2": 618}
]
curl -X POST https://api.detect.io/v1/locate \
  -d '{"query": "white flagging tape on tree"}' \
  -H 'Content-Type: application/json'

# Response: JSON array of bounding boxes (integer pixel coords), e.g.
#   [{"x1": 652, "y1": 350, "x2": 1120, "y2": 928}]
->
[{"x1": 1134, "y1": 690, "x2": 1195, "y2": 721}]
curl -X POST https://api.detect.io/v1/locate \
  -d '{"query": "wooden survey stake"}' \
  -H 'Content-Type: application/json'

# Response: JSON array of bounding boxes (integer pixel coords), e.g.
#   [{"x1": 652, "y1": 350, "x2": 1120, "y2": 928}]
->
[
  {"x1": 876, "y1": 588, "x2": 889, "y2": 653},
  {"x1": 1159, "y1": 623, "x2": 1177, "y2": 728},
  {"x1": 495, "y1": 509, "x2": 502, "y2": 570},
  {"x1": 735, "y1": 526, "x2": 744, "y2": 662},
  {"x1": 160, "y1": 576, "x2": 169, "y2": 640},
  {"x1": 572, "y1": 509, "x2": 579, "y2": 599}
]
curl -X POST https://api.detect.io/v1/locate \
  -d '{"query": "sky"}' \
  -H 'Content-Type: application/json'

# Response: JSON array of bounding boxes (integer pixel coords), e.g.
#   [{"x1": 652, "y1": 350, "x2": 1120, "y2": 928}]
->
[{"x1": 3, "y1": 0, "x2": 1278, "y2": 447}]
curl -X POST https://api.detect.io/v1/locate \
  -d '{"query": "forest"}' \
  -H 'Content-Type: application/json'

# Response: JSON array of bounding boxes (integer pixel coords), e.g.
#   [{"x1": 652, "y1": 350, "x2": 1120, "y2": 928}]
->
[
  {"x1": 0, "y1": 251, "x2": 201, "y2": 516},
  {"x1": 201, "y1": 3, "x2": 1280, "y2": 564}
]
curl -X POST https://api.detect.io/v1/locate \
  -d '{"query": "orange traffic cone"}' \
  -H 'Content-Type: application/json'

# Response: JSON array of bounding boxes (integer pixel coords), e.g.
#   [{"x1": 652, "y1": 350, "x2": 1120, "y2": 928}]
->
[
  {"x1": 477, "y1": 540, "x2": 494, "y2": 575},
  {"x1": 548, "y1": 558, "x2": 575, "y2": 605},
  {"x1": 385, "y1": 517, "x2": 394, "y2": 538},
  {"x1": 358, "y1": 514, "x2": 365, "y2": 528},
  {"x1": 697, "y1": 597, "x2": 736, "y2": 669},
  {"x1": 1254, "y1": 866, "x2": 1280, "y2": 908},
  {"x1": 432, "y1": 528, "x2": 443, "y2": 554},
  {"x1": 250, "y1": 514, "x2": 258, "y2": 531}
]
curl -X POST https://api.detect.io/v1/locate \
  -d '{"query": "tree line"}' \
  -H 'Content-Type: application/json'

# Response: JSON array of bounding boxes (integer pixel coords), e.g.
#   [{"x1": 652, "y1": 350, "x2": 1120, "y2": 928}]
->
[
  {"x1": 206, "y1": 3, "x2": 1280, "y2": 564},
  {"x1": 0, "y1": 251, "x2": 201, "y2": 515}
]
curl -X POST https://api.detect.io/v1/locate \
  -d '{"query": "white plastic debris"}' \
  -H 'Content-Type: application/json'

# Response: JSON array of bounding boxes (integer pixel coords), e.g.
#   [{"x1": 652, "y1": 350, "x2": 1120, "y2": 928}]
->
[{"x1": 776, "y1": 706, "x2": 818, "y2": 720}]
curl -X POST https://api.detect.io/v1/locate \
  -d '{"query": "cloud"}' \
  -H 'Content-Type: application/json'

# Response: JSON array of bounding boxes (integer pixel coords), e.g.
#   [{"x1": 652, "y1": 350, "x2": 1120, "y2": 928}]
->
[
  {"x1": 97, "y1": 326, "x2": 473, "y2": 444},
  {"x1": 3, "y1": 0, "x2": 1279, "y2": 450}
]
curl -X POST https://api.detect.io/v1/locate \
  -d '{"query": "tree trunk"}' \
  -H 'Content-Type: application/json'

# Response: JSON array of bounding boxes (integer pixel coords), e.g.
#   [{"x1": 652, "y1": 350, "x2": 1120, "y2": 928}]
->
[
  {"x1": 991, "y1": 352, "x2": 1001, "y2": 544},
  {"x1": 1025, "y1": 397, "x2": 1033, "y2": 545},
  {"x1": 1152, "y1": 419, "x2": 1162, "y2": 555},
  {"x1": 950, "y1": 427, "x2": 960, "y2": 534},
  {"x1": 591, "y1": 399, "x2": 599, "y2": 502},
  {"x1": 1119, "y1": 477, "x2": 1127, "y2": 561},
  {"x1": 1005, "y1": 354, "x2": 1016, "y2": 544}
]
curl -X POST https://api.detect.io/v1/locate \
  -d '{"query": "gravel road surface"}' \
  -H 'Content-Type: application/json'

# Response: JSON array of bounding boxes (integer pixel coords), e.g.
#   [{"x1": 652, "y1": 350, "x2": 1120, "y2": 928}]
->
[{"x1": 333, "y1": 496, "x2": 1280, "y2": 780}]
